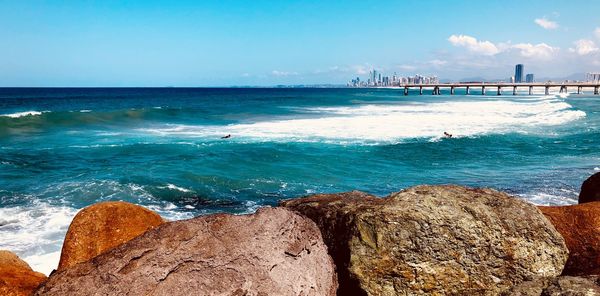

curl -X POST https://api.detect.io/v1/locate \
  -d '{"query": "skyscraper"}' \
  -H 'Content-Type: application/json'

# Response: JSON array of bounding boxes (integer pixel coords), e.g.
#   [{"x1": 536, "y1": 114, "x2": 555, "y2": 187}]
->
[
  {"x1": 525, "y1": 74, "x2": 534, "y2": 83},
  {"x1": 514, "y1": 64, "x2": 524, "y2": 83},
  {"x1": 372, "y1": 70, "x2": 377, "y2": 85}
]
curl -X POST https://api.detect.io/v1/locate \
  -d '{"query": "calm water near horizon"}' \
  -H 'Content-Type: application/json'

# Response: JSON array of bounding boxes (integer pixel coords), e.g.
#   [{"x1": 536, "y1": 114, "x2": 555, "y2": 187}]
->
[{"x1": 0, "y1": 87, "x2": 599, "y2": 274}]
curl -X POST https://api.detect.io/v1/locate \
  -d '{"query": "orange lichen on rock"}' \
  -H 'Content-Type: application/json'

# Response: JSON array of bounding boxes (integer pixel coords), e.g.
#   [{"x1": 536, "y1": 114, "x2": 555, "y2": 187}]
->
[
  {"x1": 57, "y1": 201, "x2": 164, "y2": 270},
  {"x1": 540, "y1": 201, "x2": 600, "y2": 275},
  {"x1": 0, "y1": 250, "x2": 47, "y2": 296}
]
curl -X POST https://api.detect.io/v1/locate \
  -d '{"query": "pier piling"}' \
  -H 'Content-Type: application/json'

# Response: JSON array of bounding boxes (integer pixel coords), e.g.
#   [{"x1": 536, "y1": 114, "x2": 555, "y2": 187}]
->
[
  {"x1": 559, "y1": 85, "x2": 567, "y2": 94},
  {"x1": 512, "y1": 86, "x2": 517, "y2": 95},
  {"x1": 497, "y1": 86, "x2": 501, "y2": 96}
]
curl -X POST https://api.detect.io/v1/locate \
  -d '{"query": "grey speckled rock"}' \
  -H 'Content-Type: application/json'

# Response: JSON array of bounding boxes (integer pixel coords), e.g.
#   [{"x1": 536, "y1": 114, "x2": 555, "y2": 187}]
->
[
  {"x1": 35, "y1": 207, "x2": 337, "y2": 296},
  {"x1": 282, "y1": 185, "x2": 569, "y2": 296},
  {"x1": 502, "y1": 276, "x2": 600, "y2": 296}
]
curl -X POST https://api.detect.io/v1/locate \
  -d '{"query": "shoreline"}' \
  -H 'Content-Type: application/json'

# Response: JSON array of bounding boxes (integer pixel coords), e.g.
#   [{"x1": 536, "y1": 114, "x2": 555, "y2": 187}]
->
[
  {"x1": 2, "y1": 182, "x2": 585, "y2": 276},
  {"x1": 4, "y1": 173, "x2": 600, "y2": 295}
]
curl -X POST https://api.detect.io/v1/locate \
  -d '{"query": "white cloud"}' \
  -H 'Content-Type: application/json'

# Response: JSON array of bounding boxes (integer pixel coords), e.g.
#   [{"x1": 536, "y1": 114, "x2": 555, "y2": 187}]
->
[
  {"x1": 271, "y1": 70, "x2": 298, "y2": 77},
  {"x1": 448, "y1": 34, "x2": 500, "y2": 56},
  {"x1": 595, "y1": 27, "x2": 600, "y2": 39},
  {"x1": 351, "y1": 65, "x2": 369, "y2": 75},
  {"x1": 447, "y1": 34, "x2": 558, "y2": 60},
  {"x1": 397, "y1": 64, "x2": 417, "y2": 71},
  {"x1": 511, "y1": 43, "x2": 558, "y2": 59},
  {"x1": 569, "y1": 39, "x2": 599, "y2": 55},
  {"x1": 534, "y1": 18, "x2": 559, "y2": 30},
  {"x1": 427, "y1": 59, "x2": 447, "y2": 66}
]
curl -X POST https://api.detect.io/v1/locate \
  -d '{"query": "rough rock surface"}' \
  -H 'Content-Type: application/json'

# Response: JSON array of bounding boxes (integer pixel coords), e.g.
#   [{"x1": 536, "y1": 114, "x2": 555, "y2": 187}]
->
[
  {"x1": 580, "y1": 172, "x2": 600, "y2": 204},
  {"x1": 502, "y1": 276, "x2": 600, "y2": 295},
  {"x1": 35, "y1": 207, "x2": 337, "y2": 296},
  {"x1": 539, "y1": 202, "x2": 600, "y2": 275},
  {"x1": 0, "y1": 250, "x2": 47, "y2": 296},
  {"x1": 282, "y1": 185, "x2": 569, "y2": 296},
  {"x1": 57, "y1": 201, "x2": 164, "y2": 270}
]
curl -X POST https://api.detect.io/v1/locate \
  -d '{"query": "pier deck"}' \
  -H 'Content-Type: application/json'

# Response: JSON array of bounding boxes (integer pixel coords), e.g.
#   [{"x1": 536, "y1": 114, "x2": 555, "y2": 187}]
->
[{"x1": 399, "y1": 82, "x2": 600, "y2": 95}]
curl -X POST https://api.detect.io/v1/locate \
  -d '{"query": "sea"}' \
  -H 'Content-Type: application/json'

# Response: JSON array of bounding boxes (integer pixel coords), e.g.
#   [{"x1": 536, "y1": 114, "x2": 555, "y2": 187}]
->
[{"x1": 0, "y1": 87, "x2": 598, "y2": 274}]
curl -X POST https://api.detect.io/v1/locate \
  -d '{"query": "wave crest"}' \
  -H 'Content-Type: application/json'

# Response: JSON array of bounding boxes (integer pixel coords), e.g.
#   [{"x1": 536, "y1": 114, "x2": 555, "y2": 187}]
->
[
  {"x1": 0, "y1": 111, "x2": 44, "y2": 118},
  {"x1": 141, "y1": 98, "x2": 586, "y2": 143}
]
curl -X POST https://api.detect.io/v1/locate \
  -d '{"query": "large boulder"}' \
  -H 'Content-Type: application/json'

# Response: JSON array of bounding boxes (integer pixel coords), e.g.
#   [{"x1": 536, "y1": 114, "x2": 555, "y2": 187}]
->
[
  {"x1": 0, "y1": 250, "x2": 47, "y2": 296},
  {"x1": 282, "y1": 185, "x2": 569, "y2": 295},
  {"x1": 35, "y1": 207, "x2": 337, "y2": 296},
  {"x1": 57, "y1": 201, "x2": 164, "y2": 270},
  {"x1": 579, "y1": 172, "x2": 600, "y2": 204},
  {"x1": 502, "y1": 276, "x2": 600, "y2": 295},
  {"x1": 539, "y1": 202, "x2": 600, "y2": 275}
]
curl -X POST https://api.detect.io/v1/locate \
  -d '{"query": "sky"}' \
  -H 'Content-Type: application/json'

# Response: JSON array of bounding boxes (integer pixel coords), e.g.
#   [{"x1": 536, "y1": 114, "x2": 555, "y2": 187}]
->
[{"x1": 0, "y1": 0, "x2": 599, "y2": 86}]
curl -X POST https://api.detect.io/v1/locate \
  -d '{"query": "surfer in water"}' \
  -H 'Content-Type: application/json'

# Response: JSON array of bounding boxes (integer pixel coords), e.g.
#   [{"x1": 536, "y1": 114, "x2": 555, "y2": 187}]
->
[
  {"x1": 221, "y1": 134, "x2": 231, "y2": 139},
  {"x1": 444, "y1": 132, "x2": 453, "y2": 138}
]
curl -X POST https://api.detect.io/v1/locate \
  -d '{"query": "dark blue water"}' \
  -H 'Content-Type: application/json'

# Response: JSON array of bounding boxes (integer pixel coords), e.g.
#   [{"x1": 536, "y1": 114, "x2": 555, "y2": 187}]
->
[{"x1": 0, "y1": 87, "x2": 598, "y2": 273}]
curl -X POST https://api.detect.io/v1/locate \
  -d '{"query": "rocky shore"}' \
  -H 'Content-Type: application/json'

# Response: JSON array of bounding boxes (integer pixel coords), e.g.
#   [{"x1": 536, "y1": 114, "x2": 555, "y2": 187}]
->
[{"x1": 2, "y1": 173, "x2": 600, "y2": 295}]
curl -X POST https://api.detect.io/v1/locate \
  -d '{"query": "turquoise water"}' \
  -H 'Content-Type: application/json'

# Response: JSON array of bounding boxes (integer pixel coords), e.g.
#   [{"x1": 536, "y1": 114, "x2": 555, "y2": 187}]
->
[{"x1": 0, "y1": 87, "x2": 599, "y2": 273}]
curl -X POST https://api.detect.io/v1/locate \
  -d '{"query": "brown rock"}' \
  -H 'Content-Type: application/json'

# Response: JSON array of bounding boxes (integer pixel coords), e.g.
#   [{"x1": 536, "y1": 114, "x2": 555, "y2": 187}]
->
[
  {"x1": 57, "y1": 201, "x2": 164, "y2": 270},
  {"x1": 502, "y1": 276, "x2": 600, "y2": 296},
  {"x1": 35, "y1": 207, "x2": 337, "y2": 296},
  {"x1": 282, "y1": 185, "x2": 568, "y2": 296},
  {"x1": 579, "y1": 172, "x2": 600, "y2": 204},
  {"x1": 0, "y1": 250, "x2": 47, "y2": 296},
  {"x1": 539, "y1": 202, "x2": 600, "y2": 275}
]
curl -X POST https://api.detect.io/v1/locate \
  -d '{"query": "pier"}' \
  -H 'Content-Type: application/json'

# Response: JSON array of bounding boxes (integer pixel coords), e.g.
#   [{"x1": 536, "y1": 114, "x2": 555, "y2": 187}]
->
[{"x1": 400, "y1": 82, "x2": 600, "y2": 96}]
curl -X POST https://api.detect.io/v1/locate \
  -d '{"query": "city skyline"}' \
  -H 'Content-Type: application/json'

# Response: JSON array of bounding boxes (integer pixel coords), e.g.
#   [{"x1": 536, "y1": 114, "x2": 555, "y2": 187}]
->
[
  {"x1": 0, "y1": 1, "x2": 599, "y2": 86},
  {"x1": 347, "y1": 64, "x2": 600, "y2": 87}
]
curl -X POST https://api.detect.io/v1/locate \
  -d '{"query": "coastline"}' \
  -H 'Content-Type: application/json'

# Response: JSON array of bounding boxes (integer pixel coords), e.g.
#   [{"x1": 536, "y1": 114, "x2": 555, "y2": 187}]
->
[
  {"x1": 0, "y1": 88, "x2": 597, "y2": 278},
  {"x1": 4, "y1": 173, "x2": 600, "y2": 295}
]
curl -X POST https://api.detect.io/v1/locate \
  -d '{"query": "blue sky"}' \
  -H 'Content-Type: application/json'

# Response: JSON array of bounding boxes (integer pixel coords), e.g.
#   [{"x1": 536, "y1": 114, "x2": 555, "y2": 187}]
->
[{"x1": 1, "y1": 0, "x2": 599, "y2": 86}]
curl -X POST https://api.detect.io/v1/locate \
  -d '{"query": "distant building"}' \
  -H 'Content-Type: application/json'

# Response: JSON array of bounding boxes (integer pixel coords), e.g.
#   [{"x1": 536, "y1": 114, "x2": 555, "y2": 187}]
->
[
  {"x1": 349, "y1": 71, "x2": 438, "y2": 87},
  {"x1": 509, "y1": 76, "x2": 515, "y2": 83},
  {"x1": 515, "y1": 64, "x2": 524, "y2": 83},
  {"x1": 525, "y1": 74, "x2": 535, "y2": 83},
  {"x1": 371, "y1": 70, "x2": 378, "y2": 86},
  {"x1": 586, "y1": 72, "x2": 600, "y2": 82}
]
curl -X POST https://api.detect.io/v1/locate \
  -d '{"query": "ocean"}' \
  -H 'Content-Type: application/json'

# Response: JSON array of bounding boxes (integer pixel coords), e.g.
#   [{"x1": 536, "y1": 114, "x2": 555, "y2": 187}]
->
[{"x1": 0, "y1": 87, "x2": 598, "y2": 274}]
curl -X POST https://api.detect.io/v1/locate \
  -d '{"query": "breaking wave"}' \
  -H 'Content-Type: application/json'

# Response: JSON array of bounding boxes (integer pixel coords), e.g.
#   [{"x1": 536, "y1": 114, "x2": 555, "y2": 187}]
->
[
  {"x1": 141, "y1": 97, "x2": 586, "y2": 143},
  {"x1": 0, "y1": 111, "x2": 44, "y2": 118}
]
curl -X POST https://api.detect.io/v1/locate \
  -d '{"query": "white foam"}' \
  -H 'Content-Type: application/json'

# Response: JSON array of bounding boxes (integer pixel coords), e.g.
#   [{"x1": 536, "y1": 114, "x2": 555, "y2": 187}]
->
[
  {"x1": 519, "y1": 192, "x2": 577, "y2": 206},
  {"x1": 0, "y1": 203, "x2": 78, "y2": 275},
  {"x1": 140, "y1": 97, "x2": 585, "y2": 144},
  {"x1": 160, "y1": 183, "x2": 192, "y2": 193},
  {"x1": 0, "y1": 111, "x2": 43, "y2": 118}
]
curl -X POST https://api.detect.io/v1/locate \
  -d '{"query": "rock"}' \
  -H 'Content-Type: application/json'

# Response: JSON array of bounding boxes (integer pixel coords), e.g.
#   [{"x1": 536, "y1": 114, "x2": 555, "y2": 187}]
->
[
  {"x1": 0, "y1": 250, "x2": 47, "y2": 296},
  {"x1": 35, "y1": 207, "x2": 337, "y2": 296},
  {"x1": 580, "y1": 172, "x2": 600, "y2": 204},
  {"x1": 502, "y1": 276, "x2": 600, "y2": 295},
  {"x1": 282, "y1": 185, "x2": 569, "y2": 296},
  {"x1": 539, "y1": 202, "x2": 600, "y2": 276},
  {"x1": 57, "y1": 201, "x2": 164, "y2": 270}
]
